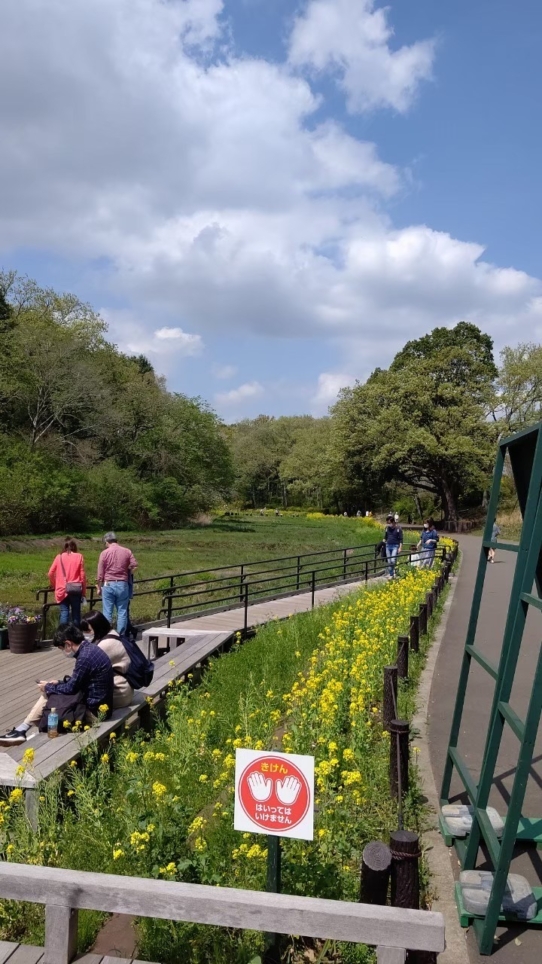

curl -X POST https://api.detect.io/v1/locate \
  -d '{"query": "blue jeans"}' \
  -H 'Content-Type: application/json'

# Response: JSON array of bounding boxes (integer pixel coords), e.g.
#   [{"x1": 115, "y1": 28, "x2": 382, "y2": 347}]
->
[
  {"x1": 101, "y1": 581, "x2": 130, "y2": 635},
  {"x1": 421, "y1": 548, "x2": 435, "y2": 569},
  {"x1": 386, "y1": 545, "x2": 399, "y2": 577},
  {"x1": 59, "y1": 592, "x2": 82, "y2": 626}
]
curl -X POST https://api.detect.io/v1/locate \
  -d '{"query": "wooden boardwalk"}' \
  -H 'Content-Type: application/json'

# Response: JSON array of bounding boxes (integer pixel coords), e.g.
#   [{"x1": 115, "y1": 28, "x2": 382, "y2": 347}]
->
[
  {"x1": 0, "y1": 579, "x2": 366, "y2": 737},
  {"x1": 0, "y1": 945, "x2": 150, "y2": 963}
]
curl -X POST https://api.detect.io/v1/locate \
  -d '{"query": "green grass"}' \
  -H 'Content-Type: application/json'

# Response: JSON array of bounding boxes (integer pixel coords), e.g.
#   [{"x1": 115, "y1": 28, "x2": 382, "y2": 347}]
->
[{"x1": 0, "y1": 515, "x2": 382, "y2": 621}]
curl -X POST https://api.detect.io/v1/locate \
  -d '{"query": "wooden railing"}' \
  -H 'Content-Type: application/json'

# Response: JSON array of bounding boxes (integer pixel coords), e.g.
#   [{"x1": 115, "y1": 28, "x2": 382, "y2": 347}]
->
[{"x1": 0, "y1": 863, "x2": 445, "y2": 964}]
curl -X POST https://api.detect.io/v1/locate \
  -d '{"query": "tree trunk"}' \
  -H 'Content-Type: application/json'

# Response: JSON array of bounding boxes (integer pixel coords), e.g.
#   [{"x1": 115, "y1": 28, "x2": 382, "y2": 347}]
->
[{"x1": 440, "y1": 477, "x2": 459, "y2": 526}]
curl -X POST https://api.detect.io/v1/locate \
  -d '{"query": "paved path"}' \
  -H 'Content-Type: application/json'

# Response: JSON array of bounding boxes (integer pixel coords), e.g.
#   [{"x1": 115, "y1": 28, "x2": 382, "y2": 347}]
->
[
  {"x1": 429, "y1": 535, "x2": 542, "y2": 962},
  {"x1": 0, "y1": 578, "x2": 367, "y2": 736}
]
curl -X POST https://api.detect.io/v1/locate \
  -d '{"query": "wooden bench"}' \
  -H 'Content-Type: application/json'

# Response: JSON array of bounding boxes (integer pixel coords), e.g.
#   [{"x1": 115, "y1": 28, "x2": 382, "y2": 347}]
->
[
  {"x1": 141, "y1": 625, "x2": 223, "y2": 659},
  {"x1": 0, "y1": 862, "x2": 445, "y2": 964},
  {"x1": 0, "y1": 945, "x2": 151, "y2": 964},
  {"x1": 0, "y1": 631, "x2": 232, "y2": 802}
]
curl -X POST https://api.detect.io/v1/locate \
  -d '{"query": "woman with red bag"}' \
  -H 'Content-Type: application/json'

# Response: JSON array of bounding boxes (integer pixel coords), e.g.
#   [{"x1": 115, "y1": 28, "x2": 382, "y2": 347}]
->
[{"x1": 48, "y1": 537, "x2": 87, "y2": 627}]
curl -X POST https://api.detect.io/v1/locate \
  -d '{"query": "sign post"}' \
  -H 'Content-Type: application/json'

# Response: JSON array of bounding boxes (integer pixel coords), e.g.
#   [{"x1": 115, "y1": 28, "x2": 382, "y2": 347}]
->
[{"x1": 234, "y1": 748, "x2": 315, "y2": 961}]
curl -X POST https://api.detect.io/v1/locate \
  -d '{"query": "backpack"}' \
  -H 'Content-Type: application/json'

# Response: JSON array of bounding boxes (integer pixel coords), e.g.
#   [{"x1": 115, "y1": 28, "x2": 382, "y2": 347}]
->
[
  {"x1": 103, "y1": 633, "x2": 154, "y2": 690},
  {"x1": 38, "y1": 690, "x2": 88, "y2": 733}
]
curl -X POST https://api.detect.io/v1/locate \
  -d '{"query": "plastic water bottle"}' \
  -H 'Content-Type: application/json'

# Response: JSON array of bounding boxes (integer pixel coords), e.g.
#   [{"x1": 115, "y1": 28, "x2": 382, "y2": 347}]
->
[{"x1": 47, "y1": 708, "x2": 59, "y2": 739}]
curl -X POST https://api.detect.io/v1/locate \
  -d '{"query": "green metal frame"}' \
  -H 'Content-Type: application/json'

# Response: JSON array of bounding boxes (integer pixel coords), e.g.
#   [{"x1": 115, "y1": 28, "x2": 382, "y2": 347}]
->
[{"x1": 441, "y1": 422, "x2": 542, "y2": 954}]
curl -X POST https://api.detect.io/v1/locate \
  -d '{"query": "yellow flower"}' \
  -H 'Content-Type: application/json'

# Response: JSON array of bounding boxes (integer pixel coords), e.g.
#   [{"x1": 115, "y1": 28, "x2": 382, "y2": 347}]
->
[
  {"x1": 101, "y1": 753, "x2": 110, "y2": 764},
  {"x1": 69, "y1": 760, "x2": 77, "y2": 768},
  {"x1": 6, "y1": 844, "x2": 15, "y2": 854},
  {"x1": 98, "y1": 704, "x2": 109, "y2": 713},
  {"x1": 113, "y1": 848, "x2": 124, "y2": 860},
  {"x1": 67, "y1": 790, "x2": 75, "y2": 797},
  {"x1": 152, "y1": 781, "x2": 167, "y2": 798},
  {"x1": 109, "y1": 732, "x2": 116, "y2": 741},
  {"x1": 198, "y1": 774, "x2": 208, "y2": 783},
  {"x1": 9, "y1": 788, "x2": 23, "y2": 803},
  {"x1": 126, "y1": 751, "x2": 139, "y2": 764},
  {"x1": 22, "y1": 748, "x2": 35, "y2": 766},
  {"x1": 62, "y1": 720, "x2": 71, "y2": 729}
]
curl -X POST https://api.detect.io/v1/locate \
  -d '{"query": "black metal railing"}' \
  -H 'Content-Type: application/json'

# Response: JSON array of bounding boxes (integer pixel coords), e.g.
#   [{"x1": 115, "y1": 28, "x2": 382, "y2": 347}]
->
[{"x1": 35, "y1": 539, "x2": 446, "y2": 641}]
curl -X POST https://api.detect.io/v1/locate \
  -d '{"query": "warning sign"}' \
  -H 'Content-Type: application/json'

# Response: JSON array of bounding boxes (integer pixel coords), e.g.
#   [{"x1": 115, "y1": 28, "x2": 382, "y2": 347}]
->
[{"x1": 234, "y1": 748, "x2": 314, "y2": 840}]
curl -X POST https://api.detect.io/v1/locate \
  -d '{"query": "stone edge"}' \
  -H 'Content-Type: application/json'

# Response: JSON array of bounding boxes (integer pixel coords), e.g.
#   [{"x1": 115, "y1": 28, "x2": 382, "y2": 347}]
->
[{"x1": 412, "y1": 555, "x2": 470, "y2": 964}]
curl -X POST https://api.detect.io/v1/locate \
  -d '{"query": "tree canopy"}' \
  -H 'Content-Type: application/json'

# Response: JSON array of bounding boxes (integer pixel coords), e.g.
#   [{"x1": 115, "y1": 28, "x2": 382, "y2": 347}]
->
[{"x1": 0, "y1": 271, "x2": 232, "y2": 535}]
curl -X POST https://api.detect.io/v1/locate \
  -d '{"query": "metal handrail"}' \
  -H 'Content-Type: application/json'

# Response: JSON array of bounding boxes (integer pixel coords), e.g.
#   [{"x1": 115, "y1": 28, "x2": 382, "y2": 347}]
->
[
  {"x1": 34, "y1": 536, "x2": 433, "y2": 641},
  {"x1": 159, "y1": 546, "x2": 446, "y2": 628}
]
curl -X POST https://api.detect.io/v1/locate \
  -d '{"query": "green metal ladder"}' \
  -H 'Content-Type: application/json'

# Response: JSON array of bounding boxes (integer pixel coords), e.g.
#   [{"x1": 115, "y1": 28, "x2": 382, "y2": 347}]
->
[{"x1": 441, "y1": 422, "x2": 542, "y2": 954}]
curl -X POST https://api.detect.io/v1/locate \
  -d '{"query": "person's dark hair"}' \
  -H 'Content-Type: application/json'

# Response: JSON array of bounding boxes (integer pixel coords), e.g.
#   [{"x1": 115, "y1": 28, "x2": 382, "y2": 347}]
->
[
  {"x1": 386, "y1": 514, "x2": 394, "y2": 523},
  {"x1": 53, "y1": 624, "x2": 84, "y2": 648},
  {"x1": 80, "y1": 610, "x2": 111, "y2": 641},
  {"x1": 426, "y1": 518, "x2": 435, "y2": 528},
  {"x1": 63, "y1": 537, "x2": 78, "y2": 553}
]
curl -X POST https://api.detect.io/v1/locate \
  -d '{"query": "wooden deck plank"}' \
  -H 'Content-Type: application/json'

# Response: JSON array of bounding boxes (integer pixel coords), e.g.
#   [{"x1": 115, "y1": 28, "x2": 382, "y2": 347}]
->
[
  {"x1": 0, "y1": 943, "x2": 19, "y2": 964},
  {"x1": 6, "y1": 947, "x2": 43, "y2": 963},
  {"x1": 0, "y1": 579, "x2": 369, "y2": 786},
  {"x1": 72, "y1": 955, "x2": 104, "y2": 963}
]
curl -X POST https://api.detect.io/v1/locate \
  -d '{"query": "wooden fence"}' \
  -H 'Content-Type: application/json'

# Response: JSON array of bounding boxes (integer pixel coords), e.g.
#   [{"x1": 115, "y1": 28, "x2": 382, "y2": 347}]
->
[{"x1": 0, "y1": 863, "x2": 445, "y2": 964}]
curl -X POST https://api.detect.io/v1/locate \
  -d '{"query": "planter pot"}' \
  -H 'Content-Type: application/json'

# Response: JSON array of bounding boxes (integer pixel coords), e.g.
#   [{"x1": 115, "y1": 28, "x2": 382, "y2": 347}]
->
[
  {"x1": 8, "y1": 623, "x2": 38, "y2": 654},
  {"x1": 0, "y1": 628, "x2": 8, "y2": 650}
]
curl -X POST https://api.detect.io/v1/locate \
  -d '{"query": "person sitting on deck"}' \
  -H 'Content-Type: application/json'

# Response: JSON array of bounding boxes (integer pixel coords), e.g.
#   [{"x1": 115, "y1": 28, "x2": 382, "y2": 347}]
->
[
  {"x1": 81, "y1": 610, "x2": 134, "y2": 709},
  {"x1": 0, "y1": 625, "x2": 114, "y2": 746}
]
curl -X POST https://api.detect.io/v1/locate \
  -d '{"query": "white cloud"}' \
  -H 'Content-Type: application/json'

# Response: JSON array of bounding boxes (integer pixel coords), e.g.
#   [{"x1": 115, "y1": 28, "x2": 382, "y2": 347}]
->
[
  {"x1": 312, "y1": 371, "x2": 356, "y2": 413},
  {"x1": 0, "y1": 0, "x2": 540, "y2": 376},
  {"x1": 289, "y1": 0, "x2": 435, "y2": 113},
  {"x1": 154, "y1": 326, "x2": 203, "y2": 354},
  {"x1": 101, "y1": 308, "x2": 203, "y2": 360},
  {"x1": 213, "y1": 364, "x2": 238, "y2": 379},
  {"x1": 215, "y1": 381, "x2": 264, "y2": 405}
]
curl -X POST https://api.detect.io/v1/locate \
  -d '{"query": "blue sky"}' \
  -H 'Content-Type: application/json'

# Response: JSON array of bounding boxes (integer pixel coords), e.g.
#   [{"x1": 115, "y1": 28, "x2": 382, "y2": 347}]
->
[{"x1": 1, "y1": 0, "x2": 541, "y2": 420}]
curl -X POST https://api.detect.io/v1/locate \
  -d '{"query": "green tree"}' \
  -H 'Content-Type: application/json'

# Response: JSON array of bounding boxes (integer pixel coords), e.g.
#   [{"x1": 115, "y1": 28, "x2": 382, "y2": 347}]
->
[
  {"x1": 492, "y1": 343, "x2": 542, "y2": 433},
  {"x1": 332, "y1": 323, "x2": 498, "y2": 523}
]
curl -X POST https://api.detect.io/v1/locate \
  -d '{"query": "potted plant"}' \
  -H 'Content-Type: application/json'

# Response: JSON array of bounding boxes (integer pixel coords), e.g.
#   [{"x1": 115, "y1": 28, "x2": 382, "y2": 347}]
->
[
  {"x1": 7, "y1": 608, "x2": 42, "y2": 654},
  {"x1": 0, "y1": 607, "x2": 8, "y2": 651}
]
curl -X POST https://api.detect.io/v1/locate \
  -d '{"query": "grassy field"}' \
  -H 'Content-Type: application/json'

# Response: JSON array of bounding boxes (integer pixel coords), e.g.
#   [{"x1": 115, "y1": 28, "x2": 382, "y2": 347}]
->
[{"x1": 0, "y1": 514, "x2": 383, "y2": 619}]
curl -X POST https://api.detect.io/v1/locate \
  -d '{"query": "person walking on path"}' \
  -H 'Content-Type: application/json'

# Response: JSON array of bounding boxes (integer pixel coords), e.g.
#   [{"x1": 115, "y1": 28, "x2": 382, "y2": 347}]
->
[
  {"x1": 96, "y1": 532, "x2": 137, "y2": 635},
  {"x1": 417, "y1": 518, "x2": 439, "y2": 568},
  {"x1": 48, "y1": 538, "x2": 86, "y2": 627},
  {"x1": 488, "y1": 520, "x2": 501, "y2": 563},
  {"x1": 0, "y1": 625, "x2": 114, "y2": 746},
  {"x1": 384, "y1": 514, "x2": 403, "y2": 578}
]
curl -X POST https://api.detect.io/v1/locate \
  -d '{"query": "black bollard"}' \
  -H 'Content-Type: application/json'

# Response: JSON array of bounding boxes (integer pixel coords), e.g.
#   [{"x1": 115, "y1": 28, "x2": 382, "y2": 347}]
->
[
  {"x1": 396, "y1": 635, "x2": 409, "y2": 679},
  {"x1": 390, "y1": 829, "x2": 420, "y2": 910},
  {"x1": 419, "y1": 603, "x2": 428, "y2": 636},
  {"x1": 383, "y1": 666, "x2": 398, "y2": 731},
  {"x1": 409, "y1": 613, "x2": 419, "y2": 653},
  {"x1": 360, "y1": 841, "x2": 392, "y2": 905},
  {"x1": 389, "y1": 719, "x2": 409, "y2": 799},
  {"x1": 425, "y1": 590, "x2": 434, "y2": 619}
]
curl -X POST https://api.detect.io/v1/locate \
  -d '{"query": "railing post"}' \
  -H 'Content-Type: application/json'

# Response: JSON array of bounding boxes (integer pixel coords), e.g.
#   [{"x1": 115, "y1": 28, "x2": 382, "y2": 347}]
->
[
  {"x1": 396, "y1": 636, "x2": 409, "y2": 679},
  {"x1": 41, "y1": 601, "x2": 48, "y2": 642},
  {"x1": 365, "y1": 560, "x2": 369, "y2": 583},
  {"x1": 360, "y1": 841, "x2": 392, "y2": 905},
  {"x1": 383, "y1": 666, "x2": 398, "y2": 732},
  {"x1": 418, "y1": 603, "x2": 428, "y2": 637},
  {"x1": 167, "y1": 592, "x2": 173, "y2": 629},
  {"x1": 425, "y1": 590, "x2": 434, "y2": 620},
  {"x1": 44, "y1": 901, "x2": 78, "y2": 964},
  {"x1": 390, "y1": 829, "x2": 420, "y2": 911},
  {"x1": 409, "y1": 614, "x2": 419, "y2": 654},
  {"x1": 343, "y1": 547, "x2": 347, "y2": 582},
  {"x1": 244, "y1": 581, "x2": 249, "y2": 634},
  {"x1": 296, "y1": 556, "x2": 301, "y2": 591},
  {"x1": 311, "y1": 571, "x2": 316, "y2": 609},
  {"x1": 239, "y1": 567, "x2": 245, "y2": 603},
  {"x1": 390, "y1": 720, "x2": 409, "y2": 800}
]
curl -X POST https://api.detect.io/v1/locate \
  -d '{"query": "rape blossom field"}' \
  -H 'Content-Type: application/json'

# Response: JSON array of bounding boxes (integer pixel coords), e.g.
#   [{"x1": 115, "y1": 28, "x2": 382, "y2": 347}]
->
[{"x1": 1, "y1": 559, "x2": 450, "y2": 963}]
